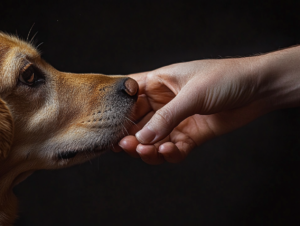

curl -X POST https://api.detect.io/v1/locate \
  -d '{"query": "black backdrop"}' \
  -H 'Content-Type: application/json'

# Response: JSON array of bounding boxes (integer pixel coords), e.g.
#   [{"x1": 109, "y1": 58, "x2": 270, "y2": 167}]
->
[{"x1": 2, "y1": 0, "x2": 300, "y2": 225}]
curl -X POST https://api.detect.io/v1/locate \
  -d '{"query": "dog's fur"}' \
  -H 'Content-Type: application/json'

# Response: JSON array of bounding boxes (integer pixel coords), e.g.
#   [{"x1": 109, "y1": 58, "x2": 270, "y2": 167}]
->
[{"x1": 0, "y1": 32, "x2": 138, "y2": 225}]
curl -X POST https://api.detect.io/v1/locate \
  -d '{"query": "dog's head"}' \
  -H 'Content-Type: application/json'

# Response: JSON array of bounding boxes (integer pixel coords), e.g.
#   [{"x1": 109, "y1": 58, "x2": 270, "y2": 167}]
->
[{"x1": 0, "y1": 32, "x2": 138, "y2": 180}]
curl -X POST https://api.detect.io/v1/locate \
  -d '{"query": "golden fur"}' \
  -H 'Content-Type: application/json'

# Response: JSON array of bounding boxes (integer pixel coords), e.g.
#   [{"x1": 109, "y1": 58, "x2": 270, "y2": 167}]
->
[
  {"x1": 0, "y1": 32, "x2": 138, "y2": 225},
  {"x1": 0, "y1": 99, "x2": 13, "y2": 159}
]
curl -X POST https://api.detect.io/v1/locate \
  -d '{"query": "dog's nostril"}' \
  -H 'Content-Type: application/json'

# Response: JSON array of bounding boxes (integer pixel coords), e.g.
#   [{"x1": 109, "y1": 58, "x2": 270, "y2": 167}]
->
[{"x1": 123, "y1": 78, "x2": 138, "y2": 97}]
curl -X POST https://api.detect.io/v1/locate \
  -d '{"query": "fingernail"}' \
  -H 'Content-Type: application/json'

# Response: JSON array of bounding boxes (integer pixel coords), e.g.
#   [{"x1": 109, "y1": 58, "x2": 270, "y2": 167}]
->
[
  {"x1": 136, "y1": 147, "x2": 141, "y2": 154},
  {"x1": 136, "y1": 144, "x2": 142, "y2": 154},
  {"x1": 135, "y1": 126, "x2": 156, "y2": 144}
]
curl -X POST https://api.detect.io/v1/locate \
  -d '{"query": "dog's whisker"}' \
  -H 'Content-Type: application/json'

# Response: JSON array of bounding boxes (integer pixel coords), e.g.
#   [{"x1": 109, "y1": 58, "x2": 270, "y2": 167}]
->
[
  {"x1": 36, "y1": 42, "x2": 44, "y2": 49},
  {"x1": 121, "y1": 123, "x2": 129, "y2": 136},
  {"x1": 120, "y1": 125, "x2": 126, "y2": 138},
  {"x1": 110, "y1": 143, "x2": 115, "y2": 151},
  {"x1": 84, "y1": 150, "x2": 93, "y2": 165},
  {"x1": 27, "y1": 23, "x2": 35, "y2": 42},
  {"x1": 124, "y1": 116, "x2": 139, "y2": 131},
  {"x1": 125, "y1": 116, "x2": 137, "y2": 126},
  {"x1": 89, "y1": 148, "x2": 97, "y2": 159},
  {"x1": 30, "y1": 31, "x2": 38, "y2": 44}
]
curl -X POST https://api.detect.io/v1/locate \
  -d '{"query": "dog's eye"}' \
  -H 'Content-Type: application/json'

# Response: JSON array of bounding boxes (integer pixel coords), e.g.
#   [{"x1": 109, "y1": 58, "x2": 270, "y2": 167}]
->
[
  {"x1": 19, "y1": 64, "x2": 44, "y2": 86},
  {"x1": 19, "y1": 66, "x2": 35, "y2": 85}
]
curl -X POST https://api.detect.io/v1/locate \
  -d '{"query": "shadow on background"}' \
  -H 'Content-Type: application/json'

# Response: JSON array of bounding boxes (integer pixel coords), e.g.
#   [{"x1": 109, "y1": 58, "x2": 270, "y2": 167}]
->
[{"x1": 1, "y1": 0, "x2": 300, "y2": 225}]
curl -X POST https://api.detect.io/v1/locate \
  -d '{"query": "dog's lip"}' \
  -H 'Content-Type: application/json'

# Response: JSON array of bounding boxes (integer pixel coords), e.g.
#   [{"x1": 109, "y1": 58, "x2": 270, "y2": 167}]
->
[
  {"x1": 58, "y1": 151, "x2": 77, "y2": 160},
  {"x1": 57, "y1": 145, "x2": 105, "y2": 160}
]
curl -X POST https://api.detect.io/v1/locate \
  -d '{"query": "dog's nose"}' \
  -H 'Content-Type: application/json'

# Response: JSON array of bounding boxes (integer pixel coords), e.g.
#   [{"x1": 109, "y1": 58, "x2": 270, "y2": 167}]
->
[{"x1": 123, "y1": 78, "x2": 138, "y2": 97}]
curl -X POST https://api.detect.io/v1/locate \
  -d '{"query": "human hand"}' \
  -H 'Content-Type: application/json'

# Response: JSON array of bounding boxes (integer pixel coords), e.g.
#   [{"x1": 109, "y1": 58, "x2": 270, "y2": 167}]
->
[{"x1": 113, "y1": 56, "x2": 271, "y2": 164}]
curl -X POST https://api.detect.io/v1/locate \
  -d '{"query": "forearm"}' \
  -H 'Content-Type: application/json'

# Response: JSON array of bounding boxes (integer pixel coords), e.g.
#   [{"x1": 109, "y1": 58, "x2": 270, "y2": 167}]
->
[{"x1": 255, "y1": 46, "x2": 300, "y2": 111}]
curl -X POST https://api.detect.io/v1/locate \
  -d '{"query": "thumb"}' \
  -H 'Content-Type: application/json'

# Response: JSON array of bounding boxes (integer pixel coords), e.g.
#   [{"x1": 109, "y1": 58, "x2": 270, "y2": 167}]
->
[{"x1": 135, "y1": 87, "x2": 199, "y2": 144}]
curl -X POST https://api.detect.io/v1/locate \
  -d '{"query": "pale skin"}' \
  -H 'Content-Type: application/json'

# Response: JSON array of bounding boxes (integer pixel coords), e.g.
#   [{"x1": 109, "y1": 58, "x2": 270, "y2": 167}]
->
[{"x1": 114, "y1": 46, "x2": 300, "y2": 164}]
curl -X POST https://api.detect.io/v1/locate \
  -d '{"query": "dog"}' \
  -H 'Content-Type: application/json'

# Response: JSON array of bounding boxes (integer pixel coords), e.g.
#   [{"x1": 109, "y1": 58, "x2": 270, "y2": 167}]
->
[{"x1": 0, "y1": 32, "x2": 138, "y2": 225}]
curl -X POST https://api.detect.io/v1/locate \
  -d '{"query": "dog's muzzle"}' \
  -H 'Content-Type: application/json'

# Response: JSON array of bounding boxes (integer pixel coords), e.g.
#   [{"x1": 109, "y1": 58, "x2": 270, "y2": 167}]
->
[{"x1": 56, "y1": 77, "x2": 139, "y2": 161}]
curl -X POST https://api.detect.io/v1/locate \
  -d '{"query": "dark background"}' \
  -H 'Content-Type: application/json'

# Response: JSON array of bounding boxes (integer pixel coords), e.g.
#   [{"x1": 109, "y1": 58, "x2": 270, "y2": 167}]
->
[{"x1": 1, "y1": 0, "x2": 300, "y2": 225}]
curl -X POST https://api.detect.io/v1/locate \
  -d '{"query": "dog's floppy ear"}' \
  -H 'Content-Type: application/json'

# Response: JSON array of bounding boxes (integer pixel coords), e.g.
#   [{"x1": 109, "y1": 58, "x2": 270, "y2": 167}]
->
[{"x1": 0, "y1": 98, "x2": 13, "y2": 159}]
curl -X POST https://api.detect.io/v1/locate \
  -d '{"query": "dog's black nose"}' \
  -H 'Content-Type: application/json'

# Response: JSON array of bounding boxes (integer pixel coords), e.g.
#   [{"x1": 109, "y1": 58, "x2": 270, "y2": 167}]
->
[
  {"x1": 124, "y1": 78, "x2": 138, "y2": 96},
  {"x1": 119, "y1": 78, "x2": 139, "y2": 99}
]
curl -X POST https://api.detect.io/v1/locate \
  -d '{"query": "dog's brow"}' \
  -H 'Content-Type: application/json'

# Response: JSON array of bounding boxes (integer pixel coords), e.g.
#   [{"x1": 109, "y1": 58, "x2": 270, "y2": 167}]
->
[
  {"x1": 1, "y1": 32, "x2": 41, "y2": 57},
  {"x1": 0, "y1": 50, "x2": 33, "y2": 93}
]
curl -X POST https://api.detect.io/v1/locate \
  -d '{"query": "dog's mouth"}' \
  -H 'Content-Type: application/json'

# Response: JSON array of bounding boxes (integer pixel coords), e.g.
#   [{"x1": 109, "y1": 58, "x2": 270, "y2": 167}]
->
[
  {"x1": 57, "y1": 145, "x2": 104, "y2": 160},
  {"x1": 56, "y1": 111, "x2": 136, "y2": 161},
  {"x1": 58, "y1": 151, "x2": 78, "y2": 160}
]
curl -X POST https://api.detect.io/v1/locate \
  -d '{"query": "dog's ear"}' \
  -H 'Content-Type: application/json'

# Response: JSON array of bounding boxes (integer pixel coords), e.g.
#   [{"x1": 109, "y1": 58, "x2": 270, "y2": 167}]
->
[{"x1": 0, "y1": 98, "x2": 13, "y2": 159}]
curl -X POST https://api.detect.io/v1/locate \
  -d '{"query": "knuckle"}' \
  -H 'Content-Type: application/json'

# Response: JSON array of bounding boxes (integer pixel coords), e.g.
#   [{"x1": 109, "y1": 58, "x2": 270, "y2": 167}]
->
[
  {"x1": 146, "y1": 71, "x2": 158, "y2": 81},
  {"x1": 185, "y1": 137, "x2": 197, "y2": 151},
  {"x1": 154, "y1": 108, "x2": 174, "y2": 127},
  {"x1": 147, "y1": 70, "x2": 166, "y2": 85}
]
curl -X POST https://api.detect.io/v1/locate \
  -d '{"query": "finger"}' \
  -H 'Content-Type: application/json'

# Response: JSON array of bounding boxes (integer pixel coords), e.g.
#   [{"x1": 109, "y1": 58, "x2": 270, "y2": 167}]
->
[
  {"x1": 130, "y1": 94, "x2": 152, "y2": 123},
  {"x1": 113, "y1": 111, "x2": 153, "y2": 155},
  {"x1": 136, "y1": 144, "x2": 165, "y2": 165},
  {"x1": 118, "y1": 135, "x2": 140, "y2": 158},
  {"x1": 135, "y1": 85, "x2": 199, "y2": 145},
  {"x1": 120, "y1": 112, "x2": 154, "y2": 157},
  {"x1": 128, "y1": 111, "x2": 154, "y2": 135},
  {"x1": 136, "y1": 134, "x2": 170, "y2": 164},
  {"x1": 158, "y1": 142, "x2": 186, "y2": 163}
]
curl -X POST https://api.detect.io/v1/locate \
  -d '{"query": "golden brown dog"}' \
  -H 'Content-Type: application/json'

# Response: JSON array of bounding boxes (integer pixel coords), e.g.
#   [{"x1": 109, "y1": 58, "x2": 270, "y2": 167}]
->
[{"x1": 0, "y1": 32, "x2": 138, "y2": 225}]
